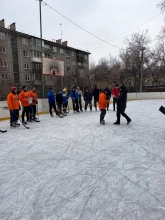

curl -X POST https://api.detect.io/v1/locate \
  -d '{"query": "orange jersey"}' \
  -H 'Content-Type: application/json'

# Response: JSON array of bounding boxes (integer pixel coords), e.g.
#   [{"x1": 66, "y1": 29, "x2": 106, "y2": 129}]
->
[
  {"x1": 28, "y1": 90, "x2": 38, "y2": 105},
  {"x1": 19, "y1": 90, "x2": 30, "y2": 107},
  {"x1": 98, "y1": 92, "x2": 109, "y2": 109},
  {"x1": 7, "y1": 92, "x2": 19, "y2": 110}
]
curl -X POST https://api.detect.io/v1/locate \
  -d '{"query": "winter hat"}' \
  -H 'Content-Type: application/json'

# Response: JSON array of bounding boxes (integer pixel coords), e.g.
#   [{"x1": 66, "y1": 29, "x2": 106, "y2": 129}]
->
[
  {"x1": 22, "y1": 85, "x2": 26, "y2": 90},
  {"x1": 10, "y1": 87, "x2": 16, "y2": 91},
  {"x1": 115, "y1": 84, "x2": 118, "y2": 87},
  {"x1": 104, "y1": 87, "x2": 109, "y2": 92},
  {"x1": 120, "y1": 86, "x2": 126, "y2": 91},
  {"x1": 50, "y1": 87, "x2": 53, "y2": 90}
]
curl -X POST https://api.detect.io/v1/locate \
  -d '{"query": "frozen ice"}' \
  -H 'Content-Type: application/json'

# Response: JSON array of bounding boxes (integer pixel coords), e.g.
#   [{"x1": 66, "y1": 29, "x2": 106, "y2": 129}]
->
[{"x1": 0, "y1": 100, "x2": 165, "y2": 220}]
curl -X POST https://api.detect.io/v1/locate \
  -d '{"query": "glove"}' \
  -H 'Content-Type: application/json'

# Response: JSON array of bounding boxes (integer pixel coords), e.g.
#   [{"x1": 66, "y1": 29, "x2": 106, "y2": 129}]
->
[
  {"x1": 19, "y1": 105, "x2": 21, "y2": 110},
  {"x1": 35, "y1": 100, "x2": 38, "y2": 104}
]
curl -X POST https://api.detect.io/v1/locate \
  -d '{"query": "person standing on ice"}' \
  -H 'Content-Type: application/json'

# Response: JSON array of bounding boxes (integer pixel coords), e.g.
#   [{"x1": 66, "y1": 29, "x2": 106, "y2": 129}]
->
[
  {"x1": 48, "y1": 87, "x2": 57, "y2": 117},
  {"x1": 62, "y1": 88, "x2": 69, "y2": 113},
  {"x1": 70, "y1": 87, "x2": 79, "y2": 112},
  {"x1": 92, "y1": 85, "x2": 100, "y2": 111},
  {"x1": 113, "y1": 86, "x2": 131, "y2": 125},
  {"x1": 28, "y1": 87, "x2": 38, "y2": 120},
  {"x1": 98, "y1": 88, "x2": 109, "y2": 124},
  {"x1": 112, "y1": 84, "x2": 119, "y2": 111},
  {"x1": 19, "y1": 86, "x2": 31, "y2": 124},
  {"x1": 84, "y1": 89, "x2": 92, "y2": 111},
  {"x1": 7, "y1": 87, "x2": 20, "y2": 127},
  {"x1": 77, "y1": 87, "x2": 83, "y2": 111},
  {"x1": 56, "y1": 90, "x2": 63, "y2": 114}
]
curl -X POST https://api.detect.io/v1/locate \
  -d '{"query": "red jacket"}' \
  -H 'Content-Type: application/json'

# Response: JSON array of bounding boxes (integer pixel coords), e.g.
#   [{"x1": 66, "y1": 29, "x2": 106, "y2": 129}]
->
[
  {"x1": 112, "y1": 87, "x2": 119, "y2": 97},
  {"x1": 28, "y1": 90, "x2": 38, "y2": 105}
]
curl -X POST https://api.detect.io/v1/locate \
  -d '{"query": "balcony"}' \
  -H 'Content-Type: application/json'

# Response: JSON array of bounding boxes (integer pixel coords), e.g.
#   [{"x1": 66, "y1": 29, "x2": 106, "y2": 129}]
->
[
  {"x1": 31, "y1": 57, "x2": 42, "y2": 63},
  {"x1": 32, "y1": 68, "x2": 42, "y2": 73},
  {"x1": 30, "y1": 45, "x2": 44, "y2": 52}
]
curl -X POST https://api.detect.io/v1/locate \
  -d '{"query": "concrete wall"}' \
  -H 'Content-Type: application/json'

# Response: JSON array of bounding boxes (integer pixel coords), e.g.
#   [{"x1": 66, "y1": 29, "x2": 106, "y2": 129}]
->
[{"x1": 1, "y1": 92, "x2": 165, "y2": 120}]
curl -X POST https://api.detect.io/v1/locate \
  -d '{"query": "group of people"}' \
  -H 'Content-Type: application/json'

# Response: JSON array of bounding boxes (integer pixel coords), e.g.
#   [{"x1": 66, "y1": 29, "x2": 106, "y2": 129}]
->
[
  {"x1": 7, "y1": 86, "x2": 38, "y2": 127},
  {"x1": 6, "y1": 83, "x2": 131, "y2": 128}
]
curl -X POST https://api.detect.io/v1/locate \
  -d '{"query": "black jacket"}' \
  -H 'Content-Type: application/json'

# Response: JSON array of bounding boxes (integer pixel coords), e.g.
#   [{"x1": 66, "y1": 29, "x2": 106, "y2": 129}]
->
[
  {"x1": 92, "y1": 88, "x2": 100, "y2": 99},
  {"x1": 84, "y1": 91, "x2": 92, "y2": 101},
  {"x1": 117, "y1": 86, "x2": 127, "y2": 114},
  {"x1": 106, "y1": 90, "x2": 111, "y2": 100},
  {"x1": 56, "y1": 93, "x2": 63, "y2": 104}
]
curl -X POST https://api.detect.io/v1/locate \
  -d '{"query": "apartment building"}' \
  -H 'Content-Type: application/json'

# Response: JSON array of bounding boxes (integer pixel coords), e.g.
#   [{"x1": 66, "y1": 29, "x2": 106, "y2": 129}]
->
[{"x1": 0, "y1": 19, "x2": 90, "y2": 97}]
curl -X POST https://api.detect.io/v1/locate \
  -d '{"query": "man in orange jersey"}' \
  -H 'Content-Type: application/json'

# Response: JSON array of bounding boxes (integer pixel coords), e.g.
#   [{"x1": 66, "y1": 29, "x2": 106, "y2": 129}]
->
[
  {"x1": 28, "y1": 87, "x2": 38, "y2": 120},
  {"x1": 7, "y1": 87, "x2": 20, "y2": 127},
  {"x1": 98, "y1": 88, "x2": 110, "y2": 124},
  {"x1": 19, "y1": 86, "x2": 30, "y2": 124}
]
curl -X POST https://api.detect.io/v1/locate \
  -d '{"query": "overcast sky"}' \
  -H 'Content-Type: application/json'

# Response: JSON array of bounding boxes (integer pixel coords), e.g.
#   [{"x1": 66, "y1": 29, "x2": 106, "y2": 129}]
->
[{"x1": 0, "y1": 0, "x2": 164, "y2": 63}]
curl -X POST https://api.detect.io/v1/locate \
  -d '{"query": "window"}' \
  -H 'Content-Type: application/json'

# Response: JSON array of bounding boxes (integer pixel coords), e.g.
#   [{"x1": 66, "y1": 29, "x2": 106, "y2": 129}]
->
[
  {"x1": 25, "y1": 75, "x2": 30, "y2": 81},
  {"x1": 72, "y1": 61, "x2": 76, "y2": 66},
  {"x1": 22, "y1": 37, "x2": 28, "y2": 45},
  {"x1": 67, "y1": 67, "x2": 70, "y2": 73},
  {"x1": 44, "y1": 53, "x2": 50, "y2": 58},
  {"x1": 0, "y1": 32, "x2": 5, "y2": 40},
  {"x1": 60, "y1": 48, "x2": 64, "y2": 54},
  {"x1": 72, "y1": 51, "x2": 75, "y2": 57},
  {"x1": 31, "y1": 74, "x2": 36, "y2": 81},
  {"x1": 36, "y1": 63, "x2": 41, "y2": 69},
  {"x1": 2, "y1": 60, "x2": 7, "y2": 67},
  {"x1": 36, "y1": 39, "x2": 41, "y2": 46},
  {"x1": 34, "y1": 51, "x2": 41, "y2": 58},
  {"x1": 66, "y1": 59, "x2": 70, "y2": 67},
  {"x1": 53, "y1": 46, "x2": 57, "y2": 52},
  {"x1": 23, "y1": 50, "x2": 29, "y2": 57},
  {"x1": 77, "y1": 62, "x2": 81, "y2": 66},
  {"x1": 85, "y1": 55, "x2": 87, "y2": 59},
  {"x1": 44, "y1": 44, "x2": 50, "y2": 49},
  {"x1": 1, "y1": 47, "x2": 6, "y2": 54},
  {"x1": 66, "y1": 50, "x2": 70, "y2": 57},
  {"x1": 24, "y1": 63, "x2": 30, "y2": 69}
]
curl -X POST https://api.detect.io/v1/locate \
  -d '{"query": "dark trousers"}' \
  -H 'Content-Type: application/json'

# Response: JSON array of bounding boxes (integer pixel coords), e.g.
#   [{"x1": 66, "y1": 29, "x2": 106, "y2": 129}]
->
[
  {"x1": 22, "y1": 106, "x2": 30, "y2": 122},
  {"x1": 57, "y1": 103, "x2": 62, "y2": 113},
  {"x1": 63, "y1": 103, "x2": 68, "y2": 112},
  {"x1": 100, "y1": 109, "x2": 106, "y2": 122},
  {"x1": 49, "y1": 101, "x2": 56, "y2": 115},
  {"x1": 10, "y1": 110, "x2": 18, "y2": 124},
  {"x1": 116, "y1": 112, "x2": 131, "y2": 124},
  {"x1": 113, "y1": 98, "x2": 117, "y2": 111},
  {"x1": 30, "y1": 105, "x2": 36, "y2": 119},
  {"x1": 107, "y1": 102, "x2": 110, "y2": 110},
  {"x1": 79, "y1": 98, "x2": 82, "y2": 110},
  {"x1": 72, "y1": 99, "x2": 79, "y2": 112},
  {"x1": 85, "y1": 100, "x2": 92, "y2": 110},
  {"x1": 94, "y1": 98, "x2": 98, "y2": 109}
]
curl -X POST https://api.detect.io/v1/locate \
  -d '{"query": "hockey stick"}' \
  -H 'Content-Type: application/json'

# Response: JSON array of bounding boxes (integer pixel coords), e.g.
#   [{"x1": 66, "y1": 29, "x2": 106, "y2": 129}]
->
[
  {"x1": 0, "y1": 130, "x2": 7, "y2": 133},
  {"x1": 36, "y1": 103, "x2": 40, "y2": 122},
  {"x1": 12, "y1": 111, "x2": 30, "y2": 129}
]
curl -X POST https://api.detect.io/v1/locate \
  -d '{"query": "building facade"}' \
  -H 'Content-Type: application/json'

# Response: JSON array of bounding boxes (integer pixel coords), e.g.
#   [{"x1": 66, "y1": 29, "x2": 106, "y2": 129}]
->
[{"x1": 0, "y1": 19, "x2": 90, "y2": 98}]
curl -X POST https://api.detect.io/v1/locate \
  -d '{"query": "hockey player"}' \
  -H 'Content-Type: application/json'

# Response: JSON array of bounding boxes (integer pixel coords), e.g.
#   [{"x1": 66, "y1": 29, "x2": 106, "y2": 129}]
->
[
  {"x1": 92, "y1": 85, "x2": 100, "y2": 111},
  {"x1": 84, "y1": 89, "x2": 92, "y2": 111},
  {"x1": 7, "y1": 87, "x2": 20, "y2": 127},
  {"x1": 106, "y1": 89, "x2": 111, "y2": 111},
  {"x1": 113, "y1": 86, "x2": 131, "y2": 125},
  {"x1": 77, "y1": 87, "x2": 83, "y2": 111},
  {"x1": 28, "y1": 86, "x2": 38, "y2": 120},
  {"x1": 70, "y1": 87, "x2": 79, "y2": 112},
  {"x1": 48, "y1": 87, "x2": 56, "y2": 117},
  {"x1": 62, "y1": 88, "x2": 69, "y2": 114},
  {"x1": 98, "y1": 88, "x2": 109, "y2": 124},
  {"x1": 112, "y1": 84, "x2": 119, "y2": 111},
  {"x1": 19, "y1": 86, "x2": 30, "y2": 124},
  {"x1": 56, "y1": 90, "x2": 63, "y2": 115}
]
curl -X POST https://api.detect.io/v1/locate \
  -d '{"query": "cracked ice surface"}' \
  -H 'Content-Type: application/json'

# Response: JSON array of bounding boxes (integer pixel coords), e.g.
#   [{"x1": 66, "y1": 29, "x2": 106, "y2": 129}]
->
[{"x1": 0, "y1": 100, "x2": 165, "y2": 220}]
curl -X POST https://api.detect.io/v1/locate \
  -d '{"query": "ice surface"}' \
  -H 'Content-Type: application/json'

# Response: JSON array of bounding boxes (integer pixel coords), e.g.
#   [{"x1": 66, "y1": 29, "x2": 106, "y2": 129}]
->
[{"x1": 0, "y1": 100, "x2": 165, "y2": 220}]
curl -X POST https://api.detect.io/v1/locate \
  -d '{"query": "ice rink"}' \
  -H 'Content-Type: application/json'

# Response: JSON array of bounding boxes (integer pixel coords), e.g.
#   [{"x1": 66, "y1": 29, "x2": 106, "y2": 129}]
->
[{"x1": 0, "y1": 99, "x2": 165, "y2": 220}]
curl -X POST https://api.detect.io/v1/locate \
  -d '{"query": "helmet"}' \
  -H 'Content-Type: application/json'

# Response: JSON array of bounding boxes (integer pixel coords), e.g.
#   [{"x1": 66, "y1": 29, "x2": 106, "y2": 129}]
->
[{"x1": 10, "y1": 87, "x2": 16, "y2": 92}]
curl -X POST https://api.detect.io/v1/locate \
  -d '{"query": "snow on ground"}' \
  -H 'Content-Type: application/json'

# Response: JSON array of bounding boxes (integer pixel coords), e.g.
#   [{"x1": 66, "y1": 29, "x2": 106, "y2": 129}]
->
[{"x1": 0, "y1": 100, "x2": 165, "y2": 220}]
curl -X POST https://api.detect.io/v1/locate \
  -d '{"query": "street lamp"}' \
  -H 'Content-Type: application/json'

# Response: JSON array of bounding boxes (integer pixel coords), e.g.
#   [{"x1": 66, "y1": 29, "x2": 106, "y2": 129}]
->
[{"x1": 140, "y1": 47, "x2": 146, "y2": 92}]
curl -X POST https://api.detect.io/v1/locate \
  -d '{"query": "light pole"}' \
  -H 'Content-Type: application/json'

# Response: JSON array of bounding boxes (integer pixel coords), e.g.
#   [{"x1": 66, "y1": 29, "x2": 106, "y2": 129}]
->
[
  {"x1": 140, "y1": 47, "x2": 146, "y2": 92},
  {"x1": 39, "y1": 0, "x2": 45, "y2": 98}
]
